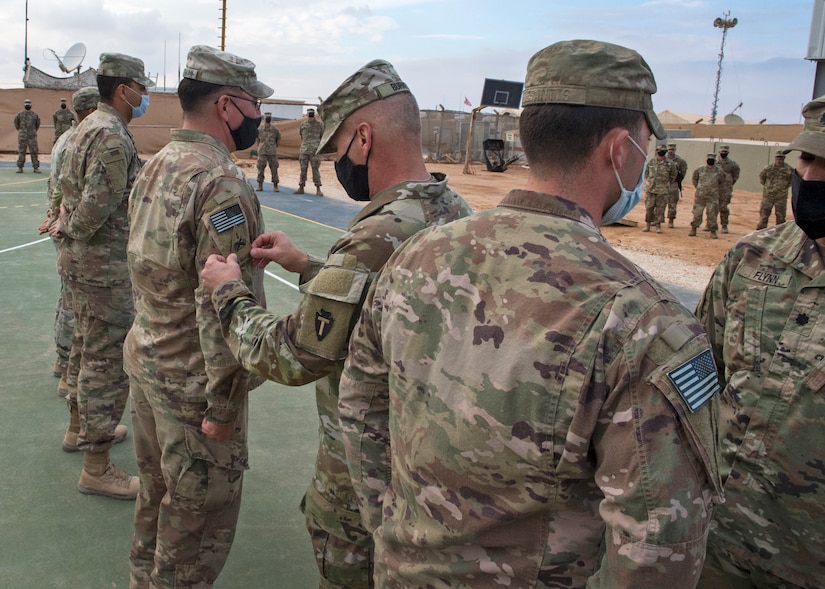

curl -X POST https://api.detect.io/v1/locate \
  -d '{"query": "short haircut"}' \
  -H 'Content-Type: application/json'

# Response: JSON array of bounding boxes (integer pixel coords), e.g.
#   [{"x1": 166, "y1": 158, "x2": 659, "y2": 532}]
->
[
  {"x1": 97, "y1": 76, "x2": 133, "y2": 101},
  {"x1": 177, "y1": 78, "x2": 228, "y2": 113},
  {"x1": 520, "y1": 104, "x2": 645, "y2": 173},
  {"x1": 343, "y1": 92, "x2": 421, "y2": 141}
]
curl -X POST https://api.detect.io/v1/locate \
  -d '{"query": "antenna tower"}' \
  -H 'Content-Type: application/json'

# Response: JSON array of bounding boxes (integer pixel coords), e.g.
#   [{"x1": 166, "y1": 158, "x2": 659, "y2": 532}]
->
[
  {"x1": 219, "y1": 0, "x2": 227, "y2": 50},
  {"x1": 710, "y1": 11, "x2": 738, "y2": 124}
]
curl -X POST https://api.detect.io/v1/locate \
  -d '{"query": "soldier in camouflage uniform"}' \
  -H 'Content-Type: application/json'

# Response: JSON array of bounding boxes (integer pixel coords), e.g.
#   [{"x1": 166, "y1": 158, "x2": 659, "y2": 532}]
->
[
  {"x1": 339, "y1": 40, "x2": 722, "y2": 589},
  {"x1": 690, "y1": 153, "x2": 725, "y2": 238},
  {"x1": 49, "y1": 53, "x2": 153, "y2": 499},
  {"x1": 124, "y1": 45, "x2": 272, "y2": 589},
  {"x1": 39, "y1": 86, "x2": 100, "y2": 399},
  {"x1": 256, "y1": 112, "x2": 281, "y2": 191},
  {"x1": 13, "y1": 98, "x2": 40, "y2": 173},
  {"x1": 296, "y1": 108, "x2": 324, "y2": 195},
  {"x1": 642, "y1": 143, "x2": 676, "y2": 233},
  {"x1": 666, "y1": 142, "x2": 688, "y2": 227},
  {"x1": 696, "y1": 96, "x2": 825, "y2": 589},
  {"x1": 53, "y1": 97, "x2": 77, "y2": 142},
  {"x1": 715, "y1": 144, "x2": 740, "y2": 233},
  {"x1": 200, "y1": 59, "x2": 473, "y2": 589},
  {"x1": 756, "y1": 152, "x2": 794, "y2": 230}
]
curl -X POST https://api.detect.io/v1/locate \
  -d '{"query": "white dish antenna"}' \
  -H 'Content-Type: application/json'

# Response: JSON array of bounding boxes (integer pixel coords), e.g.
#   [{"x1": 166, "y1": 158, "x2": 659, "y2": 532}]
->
[
  {"x1": 44, "y1": 42, "x2": 87, "y2": 74},
  {"x1": 724, "y1": 113, "x2": 744, "y2": 125}
]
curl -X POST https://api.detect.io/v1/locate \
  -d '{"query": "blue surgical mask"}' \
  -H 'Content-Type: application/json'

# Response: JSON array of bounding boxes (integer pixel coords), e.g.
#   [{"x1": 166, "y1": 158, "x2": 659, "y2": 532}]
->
[
  {"x1": 602, "y1": 135, "x2": 647, "y2": 226},
  {"x1": 124, "y1": 85, "x2": 150, "y2": 119}
]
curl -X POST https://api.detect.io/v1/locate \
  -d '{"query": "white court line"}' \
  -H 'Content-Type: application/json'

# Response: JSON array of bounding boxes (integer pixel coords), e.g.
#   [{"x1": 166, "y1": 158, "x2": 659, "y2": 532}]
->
[
  {"x1": 0, "y1": 236, "x2": 50, "y2": 254},
  {"x1": 1, "y1": 192, "x2": 45, "y2": 195},
  {"x1": 265, "y1": 269, "x2": 299, "y2": 291}
]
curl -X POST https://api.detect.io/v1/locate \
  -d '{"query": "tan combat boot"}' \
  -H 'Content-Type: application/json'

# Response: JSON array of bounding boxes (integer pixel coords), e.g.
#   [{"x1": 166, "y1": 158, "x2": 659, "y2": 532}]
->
[
  {"x1": 656, "y1": 224, "x2": 662, "y2": 234},
  {"x1": 668, "y1": 219, "x2": 674, "y2": 228},
  {"x1": 256, "y1": 182, "x2": 263, "y2": 191},
  {"x1": 63, "y1": 405, "x2": 128, "y2": 452},
  {"x1": 721, "y1": 225, "x2": 729, "y2": 234},
  {"x1": 78, "y1": 451, "x2": 139, "y2": 500},
  {"x1": 688, "y1": 227, "x2": 697, "y2": 237},
  {"x1": 57, "y1": 375, "x2": 69, "y2": 398},
  {"x1": 273, "y1": 183, "x2": 279, "y2": 192},
  {"x1": 642, "y1": 223, "x2": 651, "y2": 232},
  {"x1": 315, "y1": 186, "x2": 324, "y2": 197},
  {"x1": 294, "y1": 185, "x2": 305, "y2": 195},
  {"x1": 710, "y1": 231, "x2": 718, "y2": 239}
]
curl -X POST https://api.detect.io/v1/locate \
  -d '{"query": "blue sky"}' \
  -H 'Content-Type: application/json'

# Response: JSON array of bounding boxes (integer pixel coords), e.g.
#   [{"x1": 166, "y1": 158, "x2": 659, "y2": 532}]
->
[{"x1": 0, "y1": 0, "x2": 818, "y2": 123}]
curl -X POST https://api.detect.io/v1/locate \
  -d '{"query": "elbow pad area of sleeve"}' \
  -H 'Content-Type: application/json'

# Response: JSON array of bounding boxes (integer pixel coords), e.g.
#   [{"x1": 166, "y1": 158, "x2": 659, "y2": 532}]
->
[{"x1": 296, "y1": 252, "x2": 370, "y2": 361}]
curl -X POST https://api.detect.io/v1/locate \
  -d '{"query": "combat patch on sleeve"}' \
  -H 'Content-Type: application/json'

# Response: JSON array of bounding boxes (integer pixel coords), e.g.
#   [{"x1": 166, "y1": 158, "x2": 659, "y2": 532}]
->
[
  {"x1": 99, "y1": 146, "x2": 128, "y2": 193},
  {"x1": 667, "y1": 349, "x2": 720, "y2": 413},
  {"x1": 210, "y1": 204, "x2": 246, "y2": 233}
]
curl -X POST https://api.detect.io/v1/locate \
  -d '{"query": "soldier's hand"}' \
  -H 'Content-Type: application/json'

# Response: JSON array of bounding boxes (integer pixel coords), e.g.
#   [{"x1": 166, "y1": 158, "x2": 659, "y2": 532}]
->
[
  {"x1": 251, "y1": 231, "x2": 308, "y2": 274},
  {"x1": 201, "y1": 253, "x2": 242, "y2": 292},
  {"x1": 48, "y1": 219, "x2": 63, "y2": 239},
  {"x1": 38, "y1": 211, "x2": 52, "y2": 235},
  {"x1": 201, "y1": 417, "x2": 234, "y2": 441}
]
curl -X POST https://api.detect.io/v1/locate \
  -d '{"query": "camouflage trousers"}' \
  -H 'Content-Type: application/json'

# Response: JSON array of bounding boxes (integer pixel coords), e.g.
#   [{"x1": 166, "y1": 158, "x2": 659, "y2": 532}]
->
[
  {"x1": 719, "y1": 187, "x2": 733, "y2": 228},
  {"x1": 129, "y1": 376, "x2": 248, "y2": 589},
  {"x1": 301, "y1": 383, "x2": 373, "y2": 589},
  {"x1": 256, "y1": 154, "x2": 279, "y2": 185},
  {"x1": 299, "y1": 154, "x2": 322, "y2": 188},
  {"x1": 666, "y1": 187, "x2": 681, "y2": 221},
  {"x1": 67, "y1": 281, "x2": 133, "y2": 451},
  {"x1": 698, "y1": 543, "x2": 804, "y2": 589},
  {"x1": 643, "y1": 191, "x2": 668, "y2": 225},
  {"x1": 17, "y1": 136, "x2": 39, "y2": 169},
  {"x1": 756, "y1": 191, "x2": 789, "y2": 230},
  {"x1": 51, "y1": 239, "x2": 75, "y2": 369},
  {"x1": 691, "y1": 192, "x2": 719, "y2": 232}
]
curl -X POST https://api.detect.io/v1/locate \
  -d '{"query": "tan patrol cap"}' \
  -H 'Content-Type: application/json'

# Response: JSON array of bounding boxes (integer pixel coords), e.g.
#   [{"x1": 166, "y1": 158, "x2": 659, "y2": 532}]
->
[
  {"x1": 707, "y1": 152, "x2": 717, "y2": 158},
  {"x1": 72, "y1": 86, "x2": 100, "y2": 111},
  {"x1": 316, "y1": 59, "x2": 411, "y2": 154},
  {"x1": 521, "y1": 39, "x2": 665, "y2": 139},
  {"x1": 785, "y1": 95, "x2": 825, "y2": 159},
  {"x1": 24, "y1": 99, "x2": 31, "y2": 105},
  {"x1": 182, "y1": 45, "x2": 272, "y2": 99},
  {"x1": 667, "y1": 142, "x2": 677, "y2": 149},
  {"x1": 719, "y1": 145, "x2": 730, "y2": 152},
  {"x1": 98, "y1": 53, "x2": 155, "y2": 87}
]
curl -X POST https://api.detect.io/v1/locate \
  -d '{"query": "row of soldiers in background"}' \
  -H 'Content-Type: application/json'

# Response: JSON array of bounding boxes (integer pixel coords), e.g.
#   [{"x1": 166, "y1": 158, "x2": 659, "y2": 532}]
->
[
  {"x1": 12, "y1": 97, "x2": 78, "y2": 174},
  {"x1": 254, "y1": 107, "x2": 324, "y2": 195}
]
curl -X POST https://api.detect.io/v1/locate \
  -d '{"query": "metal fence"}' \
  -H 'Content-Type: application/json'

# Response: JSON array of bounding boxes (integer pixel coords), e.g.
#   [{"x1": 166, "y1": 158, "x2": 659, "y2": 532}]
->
[{"x1": 420, "y1": 109, "x2": 522, "y2": 163}]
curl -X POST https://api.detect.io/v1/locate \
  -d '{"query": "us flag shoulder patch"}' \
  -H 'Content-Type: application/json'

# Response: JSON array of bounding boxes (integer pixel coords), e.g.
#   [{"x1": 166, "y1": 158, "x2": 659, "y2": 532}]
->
[
  {"x1": 210, "y1": 204, "x2": 245, "y2": 233},
  {"x1": 667, "y1": 349, "x2": 720, "y2": 413}
]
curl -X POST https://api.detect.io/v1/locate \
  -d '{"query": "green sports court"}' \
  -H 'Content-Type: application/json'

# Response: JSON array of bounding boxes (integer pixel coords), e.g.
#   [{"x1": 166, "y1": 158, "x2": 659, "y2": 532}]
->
[{"x1": 0, "y1": 162, "x2": 363, "y2": 588}]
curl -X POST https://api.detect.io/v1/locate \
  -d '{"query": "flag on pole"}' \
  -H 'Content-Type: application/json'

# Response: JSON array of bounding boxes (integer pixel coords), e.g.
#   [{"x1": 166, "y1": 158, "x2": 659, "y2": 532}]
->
[{"x1": 464, "y1": 96, "x2": 472, "y2": 107}]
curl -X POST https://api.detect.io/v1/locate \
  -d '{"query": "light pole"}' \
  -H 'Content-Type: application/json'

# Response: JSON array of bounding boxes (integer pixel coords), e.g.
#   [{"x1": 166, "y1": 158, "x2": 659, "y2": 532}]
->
[{"x1": 711, "y1": 12, "x2": 738, "y2": 125}]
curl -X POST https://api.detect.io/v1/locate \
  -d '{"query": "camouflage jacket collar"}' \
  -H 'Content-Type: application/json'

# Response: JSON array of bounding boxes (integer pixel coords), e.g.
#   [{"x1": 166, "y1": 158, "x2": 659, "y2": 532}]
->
[
  {"x1": 169, "y1": 128, "x2": 231, "y2": 158},
  {"x1": 349, "y1": 172, "x2": 451, "y2": 228},
  {"x1": 498, "y1": 189, "x2": 600, "y2": 234}
]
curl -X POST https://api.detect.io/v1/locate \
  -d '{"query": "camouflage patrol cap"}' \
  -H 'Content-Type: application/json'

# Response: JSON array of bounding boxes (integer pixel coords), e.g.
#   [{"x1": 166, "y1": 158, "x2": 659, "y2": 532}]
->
[
  {"x1": 657, "y1": 143, "x2": 667, "y2": 150},
  {"x1": 60, "y1": 98, "x2": 67, "y2": 103},
  {"x1": 707, "y1": 152, "x2": 717, "y2": 158},
  {"x1": 97, "y1": 53, "x2": 155, "y2": 87},
  {"x1": 775, "y1": 152, "x2": 786, "y2": 158},
  {"x1": 719, "y1": 145, "x2": 730, "y2": 152},
  {"x1": 72, "y1": 86, "x2": 100, "y2": 111},
  {"x1": 785, "y1": 95, "x2": 825, "y2": 159},
  {"x1": 316, "y1": 59, "x2": 411, "y2": 154},
  {"x1": 24, "y1": 99, "x2": 31, "y2": 105},
  {"x1": 183, "y1": 45, "x2": 272, "y2": 98},
  {"x1": 667, "y1": 142, "x2": 677, "y2": 149},
  {"x1": 522, "y1": 40, "x2": 666, "y2": 139}
]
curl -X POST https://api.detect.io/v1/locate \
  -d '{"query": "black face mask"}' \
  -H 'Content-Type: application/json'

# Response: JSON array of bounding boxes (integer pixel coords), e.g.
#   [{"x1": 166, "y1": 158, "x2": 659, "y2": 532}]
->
[
  {"x1": 791, "y1": 171, "x2": 825, "y2": 240},
  {"x1": 657, "y1": 150, "x2": 667, "y2": 157},
  {"x1": 264, "y1": 116, "x2": 271, "y2": 123},
  {"x1": 227, "y1": 99, "x2": 261, "y2": 151},
  {"x1": 707, "y1": 159, "x2": 715, "y2": 166},
  {"x1": 61, "y1": 104, "x2": 67, "y2": 109},
  {"x1": 334, "y1": 132, "x2": 371, "y2": 201},
  {"x1": 24, "y1": 105, "x2": 31, "y2": 110}
]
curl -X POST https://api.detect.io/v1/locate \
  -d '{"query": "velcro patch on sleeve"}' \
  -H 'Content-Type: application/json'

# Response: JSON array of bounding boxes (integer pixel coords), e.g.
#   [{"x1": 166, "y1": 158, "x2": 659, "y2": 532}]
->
[
  {"x1": 667, "y1": 349, "x2": 720, "y2": 413},
  {"x1": 210, "y1": 204, "x2": 246, "y2": 233}
]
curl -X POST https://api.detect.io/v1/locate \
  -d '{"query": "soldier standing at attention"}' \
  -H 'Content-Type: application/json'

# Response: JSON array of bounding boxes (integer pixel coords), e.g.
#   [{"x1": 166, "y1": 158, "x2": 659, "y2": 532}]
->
[
  {"x1": 14, "y1": 98, "x2": 40, "y2": 173},
  {"x1": 696, "y1": 95, "x2": 825, "y2": 589},
  {"x1": 715, "y1": 144, "x2": 740, "y2": 233},
  {"x1": 53, "y1": 97, "x2": 77, "y2": 142},
  {"x1": 339, "y1": 40, "x2": 722, "y2": 589},
  {"x1": 642, "y1": 142, "x2": 676, "y2": 233},
  {"x1": 48, "y1": 53, "x2": 153, "y2": 499},
  {"x1": 666, "y1": 141, "x2": 687, "y2": 227},
  {"x1": 39, "y1": 86, "x2": 100, "y2": 400},
  {"x1": 296, "y1": 107, "x2": 324, "y2": 195},
  {"x1": 199, "y1": 59, "x2": 473, "y2": 589},
  {"x1": 256, "y1": 111, "x2": 281, "y2": 191},
  {"x1": 690, "y1": 153, "x2": 725, "y2": 238},
  {"x1": 756, "y1": 151, "x2": 794, "y2": 230},
  {"x1": 124, "y1": 45, "x2": 272, "y2": 589}
]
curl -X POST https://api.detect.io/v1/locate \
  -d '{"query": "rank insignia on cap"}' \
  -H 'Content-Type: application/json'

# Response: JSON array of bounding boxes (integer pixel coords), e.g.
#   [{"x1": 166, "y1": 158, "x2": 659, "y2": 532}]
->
[
  {"x1": 667, "y1": 349, "x2": 720, "y2": 412},
  {"x1": 210, "y1": 204, "x2": 245, "y2": 233},
  {"x1": 315, "y1": 309, "x2": 334, "y2": 341}
]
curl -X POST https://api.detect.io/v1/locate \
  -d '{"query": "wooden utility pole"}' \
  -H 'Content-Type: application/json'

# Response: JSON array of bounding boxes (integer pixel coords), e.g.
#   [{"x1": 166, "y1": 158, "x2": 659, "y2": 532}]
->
[{"x1": 462, "y1": 105, "x2": 485, "y2": 174}]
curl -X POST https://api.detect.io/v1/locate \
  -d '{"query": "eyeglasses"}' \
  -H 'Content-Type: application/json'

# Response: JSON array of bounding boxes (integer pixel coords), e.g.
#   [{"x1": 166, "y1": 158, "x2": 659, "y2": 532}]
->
[{"x1": 225, "y1": 94, "x2": 262, "y2": 111}]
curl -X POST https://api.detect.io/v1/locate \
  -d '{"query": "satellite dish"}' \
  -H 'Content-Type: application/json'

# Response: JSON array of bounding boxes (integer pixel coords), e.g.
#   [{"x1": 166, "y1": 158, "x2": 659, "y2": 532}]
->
[
  {"x1": 60, "y1": 43, "x2": 87, "y2": 73},
  {"x1": 724, "y1": 113, "x2": 744, "y2": 125}
]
